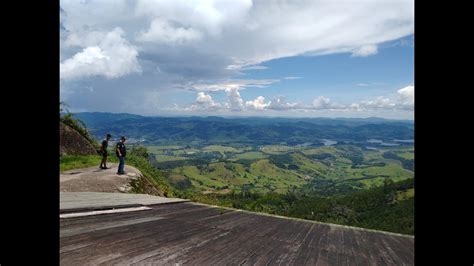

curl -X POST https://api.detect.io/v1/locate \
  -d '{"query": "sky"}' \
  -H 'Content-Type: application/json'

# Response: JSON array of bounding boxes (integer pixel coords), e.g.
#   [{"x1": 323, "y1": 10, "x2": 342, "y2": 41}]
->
[{"x1": 60, "y1": 0, "x2": 414, "y2": 120}]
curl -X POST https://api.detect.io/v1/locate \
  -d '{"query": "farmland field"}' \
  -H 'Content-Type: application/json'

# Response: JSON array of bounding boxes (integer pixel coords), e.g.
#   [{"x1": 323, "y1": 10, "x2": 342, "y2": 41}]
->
[{"x1": 147, "y1": 142, "x2": 414, "y2": 195}]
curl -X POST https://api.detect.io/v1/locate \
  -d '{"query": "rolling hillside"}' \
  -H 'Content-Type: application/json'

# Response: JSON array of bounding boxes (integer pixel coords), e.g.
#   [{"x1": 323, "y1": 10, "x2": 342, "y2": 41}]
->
[{"x1": 73, "y1": 112, "x2": 414, "y2": 145}]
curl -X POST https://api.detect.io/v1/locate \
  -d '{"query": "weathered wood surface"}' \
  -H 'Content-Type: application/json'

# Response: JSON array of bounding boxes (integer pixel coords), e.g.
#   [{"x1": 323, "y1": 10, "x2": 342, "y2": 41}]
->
[{"x1": 60, "y1": 202, "x2": 414, "y2": 265}]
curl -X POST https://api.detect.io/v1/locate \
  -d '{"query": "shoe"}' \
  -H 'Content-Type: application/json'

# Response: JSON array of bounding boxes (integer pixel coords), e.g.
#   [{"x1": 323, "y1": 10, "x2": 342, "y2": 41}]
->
[
  {"x1": 103, "y1": 167, "x2": 109, "y2": 169},
  {"x1": 117, "y1": 172, "x2": 125, "y2": 175}
]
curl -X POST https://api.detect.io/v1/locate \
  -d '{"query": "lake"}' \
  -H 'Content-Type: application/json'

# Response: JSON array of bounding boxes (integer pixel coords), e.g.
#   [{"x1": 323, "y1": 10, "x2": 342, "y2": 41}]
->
[
  {"x1": 321, "y1": 139, "x2": 337, "y2": 146},
  {"x1": 367, "y1": 139, "x2": 400, "y2": 146},
  {"x1": 394, "y1": 139, "x2": 414, "y2": 143}
]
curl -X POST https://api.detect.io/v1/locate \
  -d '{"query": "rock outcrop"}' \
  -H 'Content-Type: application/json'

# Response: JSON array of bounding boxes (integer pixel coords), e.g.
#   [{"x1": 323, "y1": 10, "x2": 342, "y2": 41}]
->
[{"x1": 60, "y1": 121, "x2": 97, "y2": 156}]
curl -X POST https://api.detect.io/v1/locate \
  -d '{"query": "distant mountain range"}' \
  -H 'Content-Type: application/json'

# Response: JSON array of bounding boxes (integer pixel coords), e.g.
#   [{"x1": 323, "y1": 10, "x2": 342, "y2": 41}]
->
[{"x1": 71, "y1": 112, "x2": 414, "y2": 145}]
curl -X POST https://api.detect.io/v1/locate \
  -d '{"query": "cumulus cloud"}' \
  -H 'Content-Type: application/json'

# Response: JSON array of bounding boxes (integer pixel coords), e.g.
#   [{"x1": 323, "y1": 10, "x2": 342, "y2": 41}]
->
[
  {"x1": 196, "y1": 92, "x2": 220, "y2": 108},
  {"x1": 183, "y1": 92, "x2": 222, "y2": 111},
  {"x1": 225, "y1": 88, "x2": 244, "y2": 111},
  {"x1": 356, "y1": 96, "x2": 396, "y2": 110},
  {"x1": 350, "y1": 86, "x2": 414, "y2": 111},
  {"x1": 267, "y1": 96, "x2": 301, "y2": 111},
  {"x1": 196, "y1": 92, "x2": 213, "y2": 104},
  {"x1": 137, "y1": 18, "x2": 202, "y2": 44},
  {"x1": 181, "y1": 85, "x2": 414, "y2": 114},
  {"x1": 397, "y1": 85, "x2": 414, "y2": 105},
  {"x1": 60, "y1": 28, "x2": 141, "y2": 80},
  {"x1": 312, "y1": 96, "x2": 332, "y2": 109},
  {"x1": 246, "y1": 96, "x2": 269, "y2": 110}
]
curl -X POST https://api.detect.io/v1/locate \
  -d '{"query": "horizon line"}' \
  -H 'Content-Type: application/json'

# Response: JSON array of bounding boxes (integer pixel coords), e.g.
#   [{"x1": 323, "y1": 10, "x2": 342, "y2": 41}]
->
[{"x1": 69, "y1": 111, "x2": 414, "y2": 122}]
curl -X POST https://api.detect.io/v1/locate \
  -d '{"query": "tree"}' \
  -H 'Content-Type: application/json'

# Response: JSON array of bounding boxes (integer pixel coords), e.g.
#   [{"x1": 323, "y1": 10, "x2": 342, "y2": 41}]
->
[
  {"x1": 130, "y1": 146, "x2": 149, "y2": 159},
  {"x1": 60, "y1": 101, "x2": 98, "y2": 148}
]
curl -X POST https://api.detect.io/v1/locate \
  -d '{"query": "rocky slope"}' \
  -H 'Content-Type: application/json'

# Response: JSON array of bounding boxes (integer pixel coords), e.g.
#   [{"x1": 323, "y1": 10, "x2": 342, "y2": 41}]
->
[{"x1": 60, "y1": 121, "x2": 97, "y2": 156}]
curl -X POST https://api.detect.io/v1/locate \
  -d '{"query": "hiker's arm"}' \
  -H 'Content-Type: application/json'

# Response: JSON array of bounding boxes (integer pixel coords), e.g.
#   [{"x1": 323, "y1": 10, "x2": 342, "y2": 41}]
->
[{"x1": 116, "y1": 147, "x2": 122, "y2": 157}]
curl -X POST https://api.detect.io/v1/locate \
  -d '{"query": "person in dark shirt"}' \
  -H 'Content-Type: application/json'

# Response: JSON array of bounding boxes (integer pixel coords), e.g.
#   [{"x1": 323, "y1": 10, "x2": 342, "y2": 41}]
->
[
  {"x1": 99, "y1": 134, "x2": 112, "y2": 169},
  {"x1": 116, "y1": 136, "x2": 127, "y2": 175}
]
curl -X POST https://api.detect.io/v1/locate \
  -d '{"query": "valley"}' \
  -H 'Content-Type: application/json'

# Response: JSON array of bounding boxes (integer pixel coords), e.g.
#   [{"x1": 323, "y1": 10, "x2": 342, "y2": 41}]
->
[
  {"x1": 147, "y1": 142, "x2": 414, "y2": 196},
  {"x1": 68, "y1": 112, "x2": 415, "y2": 234}
]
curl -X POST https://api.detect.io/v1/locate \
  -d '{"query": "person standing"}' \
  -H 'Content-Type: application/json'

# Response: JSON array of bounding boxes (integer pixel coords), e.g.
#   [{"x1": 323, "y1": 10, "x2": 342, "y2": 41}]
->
[
  {"x1": 116, "y1": 136, "x2": 127, "y2": 175},
  {"x1": 99, "y1": 134, "x2": 112, "y2": 169}
]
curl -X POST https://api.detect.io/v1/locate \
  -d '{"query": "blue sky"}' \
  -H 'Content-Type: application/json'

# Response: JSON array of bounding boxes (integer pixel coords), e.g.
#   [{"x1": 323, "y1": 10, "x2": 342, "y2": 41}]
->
[
  {"x1": 235, "y1": 36, "x2": 414, "y2": 104},
  {"x1": 60, "y1": 0, "x2": 414, "y2": 119}
]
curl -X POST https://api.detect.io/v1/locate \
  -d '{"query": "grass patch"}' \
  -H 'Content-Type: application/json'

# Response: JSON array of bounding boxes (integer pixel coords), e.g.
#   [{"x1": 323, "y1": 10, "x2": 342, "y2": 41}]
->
[
  {"x1": 261, "y1": 145, "x2": 297, "y2": 154},
  {"x1": 202, "y1": 145, "x2": 241, "y2": 154},
  {"x1": 302, "y1": 146, "x2": 339, "y2": 155},
  {"x1": 125, "y1": 155, "x2": 175, "y2": 197},
  {"x1": 395, "y1": 152, "x2": 414, "y2": 160},
  {"x1": 232, "y1": 151, "x2": 268, "y2": 160},
  {"x1": 60, "y1": 155, "x2": 102, "y2": 172},
  {"x1": 395, "y1": 188, "x2": 415, "y2": 201},
  {"x1": 155, "y1": 154, "x2": 189, "y2": 162},
  {"x1": 146, "y1": 145, "x2": 185, "y2": 153}
]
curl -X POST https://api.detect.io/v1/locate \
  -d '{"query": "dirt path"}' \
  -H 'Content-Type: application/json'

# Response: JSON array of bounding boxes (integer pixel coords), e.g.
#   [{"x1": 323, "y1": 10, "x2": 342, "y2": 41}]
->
[{"x1": 60, "y1": 163, "x2": 142, "y2": 193}]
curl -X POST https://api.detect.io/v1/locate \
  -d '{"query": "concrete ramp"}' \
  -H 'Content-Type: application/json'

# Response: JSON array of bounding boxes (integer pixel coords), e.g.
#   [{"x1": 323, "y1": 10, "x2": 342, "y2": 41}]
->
[{"x1": 60, "y1": 192, "x2": 189, "y2": 214}]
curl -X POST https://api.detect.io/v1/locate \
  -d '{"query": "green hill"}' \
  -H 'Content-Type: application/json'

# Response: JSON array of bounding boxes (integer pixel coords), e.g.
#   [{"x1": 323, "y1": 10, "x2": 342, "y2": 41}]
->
[{"x1": 73, "y1": 112, "x2": 414, "y2": 145}]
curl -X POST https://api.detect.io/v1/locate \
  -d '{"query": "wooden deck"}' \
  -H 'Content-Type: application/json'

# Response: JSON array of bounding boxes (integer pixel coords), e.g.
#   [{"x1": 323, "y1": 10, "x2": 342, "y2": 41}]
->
[{"x1": 60, "y1": 202, "x2": 414, "y2": 265}]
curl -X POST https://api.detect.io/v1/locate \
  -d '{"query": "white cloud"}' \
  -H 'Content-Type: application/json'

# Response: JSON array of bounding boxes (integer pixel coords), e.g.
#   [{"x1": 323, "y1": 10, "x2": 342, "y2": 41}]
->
[
  {"x1": 284, "y1": 76, "x2": 303, "y2": 80},
  {"x1": 312, "y1": 96, "x2": 332, "y2": 109},
  {"x1": 60, "y1": 28, "x2": 141, "y2": 80},
  {"x1": 357, "y1": 96, "x2": 396, "y2": 109},
  {"x1": 134, "y1": 0, "x2": 253, "y2": 37},
  {"x1": 246, "y1": 96, "x2": 269, "y2": 110},
  {"x1": 267, "y1": 96, "x2": 300, "y2": 111},
  {"x1": 238, "y1": 65, "x2": 268, "y2": 71},
  {"x1": 349, "y1": 86, "x2": 414, "y2": 111},
  {"x1": 196, "y1": 92, "x2": 213, "y2": 104},
  {"x1": 60, "y1": 0, "x2": 414, "y2": 115},
  {"x1": 60, "y1": 0, "x2": 133, "y2": 33},
  {"x1": 61, "y1": 0, "x2": 414, "y2": 75},
  {"x1": 397, "y1": 85, "x2": 414, "y2": 105},
  {"x1": 351, "y1": 44, "x2": 378, "y2": 57},
  {"x1": 189, "y1": 79, "x2": 279, "y2": 92},
  {"x1": 137, "y1": 18, "x2": 202, "y2": 44},
  {"x1": 196, "y1": 92, "x2": 220, "y2": 108},
  {"x1": 179, "y1": 85, "x2": 414, "y2": 115},
  {"x1": 225, "y1": 88, "x2": 244, "y2": 111},
  {"x1": 184, "y1": 91, "x2": 222, "y2": 111}
]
